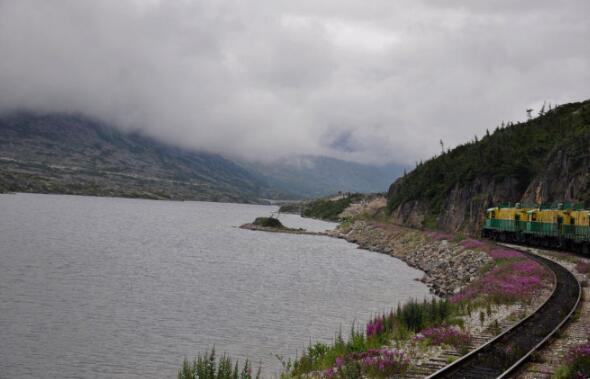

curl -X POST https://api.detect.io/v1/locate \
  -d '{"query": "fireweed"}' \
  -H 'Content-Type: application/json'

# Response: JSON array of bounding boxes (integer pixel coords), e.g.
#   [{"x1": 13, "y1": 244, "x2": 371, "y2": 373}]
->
[
  {"x1": 288, "y1": 298, "x2": 456, "y2": 377},
  {"x1": 323, "y1": 349, "x2": 410, "y2": 379},
  {"x1": 488, "y1": 248, "x2": 523, "y2": 260},
  {"x1": 461, "y1": 239, "x2": 485, "y2": 250},
  {"x1": 555, "y1": 341, "x2": 590, "y2": 379},
  {"x1": 451, "y1": 248, "x2": 547, "y2": 304},
  {"x1": 414, "y1": 326, "x2": 471, "y2": 351}
]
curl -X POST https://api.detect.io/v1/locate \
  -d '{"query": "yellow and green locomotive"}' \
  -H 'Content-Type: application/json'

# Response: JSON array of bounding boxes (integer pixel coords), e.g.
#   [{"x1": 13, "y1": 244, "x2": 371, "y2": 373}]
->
[{"x1": 482, "y1": 202, "x2": 590, "y2": 254}]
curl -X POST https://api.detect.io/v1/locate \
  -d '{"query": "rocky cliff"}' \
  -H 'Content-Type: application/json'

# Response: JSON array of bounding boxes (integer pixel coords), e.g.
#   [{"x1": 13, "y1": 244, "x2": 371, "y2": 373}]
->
[{"x1": 387, "y1": 99, "x2": 590, "y2": 235}]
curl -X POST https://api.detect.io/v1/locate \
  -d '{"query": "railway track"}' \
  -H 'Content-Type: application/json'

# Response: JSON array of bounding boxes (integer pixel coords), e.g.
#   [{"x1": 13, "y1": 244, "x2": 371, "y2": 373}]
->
[{"x1": 426, "y1": 247, "x2": 581, "y2": 379}]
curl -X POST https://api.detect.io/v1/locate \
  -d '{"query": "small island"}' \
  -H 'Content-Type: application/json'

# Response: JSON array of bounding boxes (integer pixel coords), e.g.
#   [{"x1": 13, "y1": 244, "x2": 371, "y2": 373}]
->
[{"x1": 240, "y1": 216, "x2": 323, "y2": 236}]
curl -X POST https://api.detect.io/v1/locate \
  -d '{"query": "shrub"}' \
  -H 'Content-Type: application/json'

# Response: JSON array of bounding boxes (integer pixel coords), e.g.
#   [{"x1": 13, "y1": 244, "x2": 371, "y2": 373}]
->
[{"x1": 252, "y1": 217, "x2": 283, "y2": 228}]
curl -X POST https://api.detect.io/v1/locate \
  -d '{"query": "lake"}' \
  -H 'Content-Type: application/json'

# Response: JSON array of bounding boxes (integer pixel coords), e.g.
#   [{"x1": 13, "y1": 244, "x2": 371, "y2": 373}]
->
[{"x1": 0, "y1": 193, "x2": 429, "y2": 378}]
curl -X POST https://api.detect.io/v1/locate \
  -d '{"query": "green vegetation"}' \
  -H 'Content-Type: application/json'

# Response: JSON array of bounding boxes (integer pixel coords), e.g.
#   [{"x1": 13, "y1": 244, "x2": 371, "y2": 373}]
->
[
  {"x1": 285, "y1": 298, "x2": 460, "y2": 378},
  {"x1": 553, "y1": 342, "x2": 590, "y2": 379},
  {"x1": 178, "y1": 348, "x2": 260, "y2": 379},
  {"x1": 252, "y1": 217, "x2": 284, "y2": 228},
  {"x1": 298, "y1": 193, "x2": 365, "y2": 221},
  {"x1": 388, "y1": 100, "x2": 590, "y2": 218}
]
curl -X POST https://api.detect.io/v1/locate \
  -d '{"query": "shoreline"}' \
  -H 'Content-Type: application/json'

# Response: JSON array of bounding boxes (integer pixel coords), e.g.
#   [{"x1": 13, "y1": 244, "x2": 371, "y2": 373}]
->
[
  {"x1": 324, "y1": 221, "x2": 492, "y2": 297},
  {"x1": 249, "y1": 218, "x2": 494, "y2": 298}
]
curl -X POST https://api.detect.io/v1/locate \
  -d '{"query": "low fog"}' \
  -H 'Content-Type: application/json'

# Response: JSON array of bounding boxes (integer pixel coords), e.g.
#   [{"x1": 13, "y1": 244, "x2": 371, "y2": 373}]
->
[{"x1": 0, "y1": 0, "x2": 589, "y2": 164}]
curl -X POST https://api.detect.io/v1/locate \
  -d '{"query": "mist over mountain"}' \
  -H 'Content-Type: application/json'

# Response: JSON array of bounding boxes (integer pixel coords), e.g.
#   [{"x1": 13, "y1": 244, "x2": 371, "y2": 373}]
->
[
  {"x1": 1, "y1": 1, "x2": 588, "y2": 164},
  {"x1": 0, "y1": 112, "x2": 402, "y2": 201},
  {"x1": 242, "y1": 156, "x2": 405, "y2": 198}
]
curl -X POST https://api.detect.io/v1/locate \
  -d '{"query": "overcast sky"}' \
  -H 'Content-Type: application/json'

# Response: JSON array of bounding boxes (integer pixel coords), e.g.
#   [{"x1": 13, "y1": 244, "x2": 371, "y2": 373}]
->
[{"x1": 0, "y1": 0, "x2": 588, "y2": 164}]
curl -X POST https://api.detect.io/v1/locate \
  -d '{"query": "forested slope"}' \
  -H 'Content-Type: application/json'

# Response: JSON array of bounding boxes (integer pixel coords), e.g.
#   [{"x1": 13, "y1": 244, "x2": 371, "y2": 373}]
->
[{"x1": 387, "y1": 99, "x2": 590, "y2": 233}]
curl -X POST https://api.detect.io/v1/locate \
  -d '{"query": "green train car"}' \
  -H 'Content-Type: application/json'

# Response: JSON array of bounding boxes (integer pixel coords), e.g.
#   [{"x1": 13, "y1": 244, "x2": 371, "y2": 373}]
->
[{"x1": 481, "y1": 202, "x2": 590, "y2": 254}]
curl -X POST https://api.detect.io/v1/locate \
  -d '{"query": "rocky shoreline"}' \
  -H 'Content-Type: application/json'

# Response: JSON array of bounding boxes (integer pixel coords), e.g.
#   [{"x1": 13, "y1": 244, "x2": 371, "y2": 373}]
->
[
  {"x1": 326, "y1": 220, "x2": 494, "y2": 297},
  {"x1": 244, "y1": 216, "x2": 495, "y2": 298},
  {"x1": 239, "y1": 223, "x2": 324, "y2": 235}
]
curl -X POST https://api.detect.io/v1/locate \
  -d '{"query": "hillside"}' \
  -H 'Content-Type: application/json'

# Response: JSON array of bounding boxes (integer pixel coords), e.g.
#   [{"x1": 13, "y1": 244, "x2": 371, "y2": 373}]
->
[
  {"x1": 0, "y1": 112, "x2": 403, "y2": 202},
  {"x1": 387, "y1": 99, "x2": 590, "y2": 234},
  {"x1": 0, "y1": 112, "x2": 278, "y2": 202}
]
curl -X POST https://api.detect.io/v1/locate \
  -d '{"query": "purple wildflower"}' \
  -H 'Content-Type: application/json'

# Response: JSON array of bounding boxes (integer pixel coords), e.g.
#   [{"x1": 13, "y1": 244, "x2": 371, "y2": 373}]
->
[
  {"x1": 417, "y1": 326, "x2": 471, "y2": 348},
  {"x1": 366, "y1": 317, "x2": 384, "y2": 337},
  {"x1": 451, "y1": 254, "x2": 547, "y2": 304},
  {"x1": 489, "y1": 248, "x2": 523, "y2": 259},
  {"x1": 461, "y1": 239, "x2": 484, "y2": 249}
]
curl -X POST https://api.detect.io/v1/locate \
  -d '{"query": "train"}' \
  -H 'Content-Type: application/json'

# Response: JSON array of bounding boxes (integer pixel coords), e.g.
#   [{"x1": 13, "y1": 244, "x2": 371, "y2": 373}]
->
[{"x1": 481, "y1": 202, "x2": 590, "y2": 254}]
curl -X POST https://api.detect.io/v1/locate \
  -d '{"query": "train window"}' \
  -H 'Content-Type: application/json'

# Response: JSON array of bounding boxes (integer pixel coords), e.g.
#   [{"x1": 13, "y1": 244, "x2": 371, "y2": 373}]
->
[{"x1": 571, "y1": 218, "x2": 575, "y2": 225}]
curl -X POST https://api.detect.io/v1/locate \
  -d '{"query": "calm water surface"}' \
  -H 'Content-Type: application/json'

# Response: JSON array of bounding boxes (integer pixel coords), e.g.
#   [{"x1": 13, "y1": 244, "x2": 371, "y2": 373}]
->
[{"x1": 0, "y1": 193, "x2": 429, "y2": 378}]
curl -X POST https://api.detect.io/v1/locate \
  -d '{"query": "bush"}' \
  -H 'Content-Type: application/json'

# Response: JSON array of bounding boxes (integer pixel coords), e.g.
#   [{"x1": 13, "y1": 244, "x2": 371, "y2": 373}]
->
[{"x1": 252, "y1": 217, "x2": 283, "y2": 228}]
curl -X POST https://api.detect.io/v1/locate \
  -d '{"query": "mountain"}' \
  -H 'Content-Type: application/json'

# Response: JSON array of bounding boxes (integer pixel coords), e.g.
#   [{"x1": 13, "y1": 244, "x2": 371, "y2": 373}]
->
[
  {"x1": 0, "y1": 112, "x2": 402, "y2": 202},
  {"x1": 387, "y1": 99, "x2": 590, "y2": 234},
  {"x1": 0, "y1": 112, "x2": 279, "y2": 202},
  {"x1": 241, "y1": 156, "x2": 405, "y2": 199}
]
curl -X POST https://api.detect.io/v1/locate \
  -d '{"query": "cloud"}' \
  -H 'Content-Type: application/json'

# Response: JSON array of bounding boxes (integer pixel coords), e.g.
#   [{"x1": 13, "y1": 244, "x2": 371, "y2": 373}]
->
[{"x1": 0, "y1": 0, "x2": 588, "y2": 164}]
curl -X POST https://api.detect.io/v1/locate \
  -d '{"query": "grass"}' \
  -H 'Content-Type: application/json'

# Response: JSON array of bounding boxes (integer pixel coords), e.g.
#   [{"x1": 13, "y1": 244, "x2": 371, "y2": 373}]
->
[
  {"x1": 285, "y1": 298, "x2": 461, "y2": 378},
  {"x1": 178, "y1": 348, "x2": 260, "y2": 379}
]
